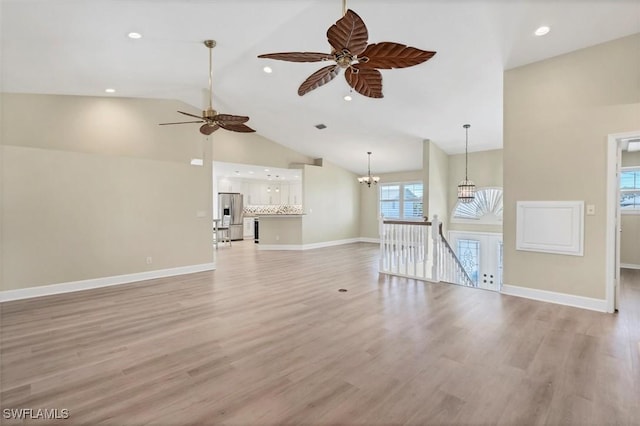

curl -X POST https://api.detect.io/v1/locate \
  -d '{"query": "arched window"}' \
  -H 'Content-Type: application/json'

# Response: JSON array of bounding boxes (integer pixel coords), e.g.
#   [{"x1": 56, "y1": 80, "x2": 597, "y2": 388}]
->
[{"x1": 451, "y1": 187, "x2": 503, "y2": 225}]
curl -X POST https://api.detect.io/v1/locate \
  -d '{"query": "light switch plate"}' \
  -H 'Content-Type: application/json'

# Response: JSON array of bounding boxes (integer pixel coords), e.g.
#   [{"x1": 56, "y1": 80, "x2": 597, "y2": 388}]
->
[{"x1": 586, "y1": 204, "x2": 595, "y2": 216}]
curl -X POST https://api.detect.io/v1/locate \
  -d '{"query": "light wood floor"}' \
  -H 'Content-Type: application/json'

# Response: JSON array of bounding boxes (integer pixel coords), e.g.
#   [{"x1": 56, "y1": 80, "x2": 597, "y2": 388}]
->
[{"x1": 1, "y1": 242, "x2": 639, "y2": 425}]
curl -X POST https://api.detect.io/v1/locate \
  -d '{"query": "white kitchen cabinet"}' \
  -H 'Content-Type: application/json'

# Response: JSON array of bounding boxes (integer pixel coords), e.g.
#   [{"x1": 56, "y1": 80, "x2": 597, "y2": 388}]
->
[
  {"x1": 248, "y1": 181, "x2": 261, "y2": 205},
  {"x1": 218, "y1": 178, "x2": 242, "y2": 193},
  {"x1": 279, "y1": 183, "x2": 290, "y2": 204},
  {"x1": 289, "y1": 182, "x2": 302, "y2": 205},
  {"x1": 270, "y1": 184, "x2": 281, "y2": 205},
  {"x1": 243, "y1": 217, "x2": 255, "y2": 239}
]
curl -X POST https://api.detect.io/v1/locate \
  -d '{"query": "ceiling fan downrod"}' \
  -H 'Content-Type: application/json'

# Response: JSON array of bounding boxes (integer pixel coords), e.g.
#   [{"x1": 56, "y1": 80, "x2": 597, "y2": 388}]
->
[{"x1": 204, "y1": 39, "x2": 216, "y2": 116}]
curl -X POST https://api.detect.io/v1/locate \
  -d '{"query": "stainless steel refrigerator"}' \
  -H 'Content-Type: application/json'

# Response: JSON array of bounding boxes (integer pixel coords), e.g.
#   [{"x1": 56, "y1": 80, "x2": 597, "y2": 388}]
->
[{"x1": 218, "y1": 192, "x2": 244, "y2": 241}]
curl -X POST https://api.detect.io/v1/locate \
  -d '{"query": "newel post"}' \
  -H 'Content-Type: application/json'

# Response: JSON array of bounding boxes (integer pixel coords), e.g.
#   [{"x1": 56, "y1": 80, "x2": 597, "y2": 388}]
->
[
  {"x1": 431, "y1": 214, "x2": 440, "y2": 282},
  {"x1": 378, "y1": 214, "x2": 384, "y2": 270}
]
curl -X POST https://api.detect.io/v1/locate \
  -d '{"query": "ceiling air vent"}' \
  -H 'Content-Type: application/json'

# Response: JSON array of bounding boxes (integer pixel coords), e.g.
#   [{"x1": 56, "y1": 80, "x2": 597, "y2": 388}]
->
[{"x1": 315, "y1": 123, "x2": 327, "y2": 130}]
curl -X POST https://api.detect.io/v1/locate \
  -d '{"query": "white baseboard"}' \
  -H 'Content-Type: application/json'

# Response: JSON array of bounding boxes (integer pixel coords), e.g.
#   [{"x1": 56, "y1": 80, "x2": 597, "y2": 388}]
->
[
  {"x1": 0, "y1": 263, "x2": 216, "y2": 303},
  {"x1": 620, "y1": 263, "x2": 640, "y2": 270},
  {"x1": 359, "y1": 237, "x2": 380, "y2": 244},
  {"x1": 259, "y1": 238, "x2": 376, "y2": 251},
  {"x1": 501, "y1": 284, "x2": 607, "y2": 313},
  {"x1": 258, "y1": 244, "x2": 305, "y2": 251}
]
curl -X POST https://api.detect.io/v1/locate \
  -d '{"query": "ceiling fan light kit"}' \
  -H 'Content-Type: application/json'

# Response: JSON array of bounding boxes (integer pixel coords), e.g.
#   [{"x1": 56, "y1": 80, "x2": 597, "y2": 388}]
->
[
  {"x1": 159, "y1": 39, "x2": 255, "y2": 134},
  {"x1": 258, "y1": 1, "x2": 436, "y2": 99}
]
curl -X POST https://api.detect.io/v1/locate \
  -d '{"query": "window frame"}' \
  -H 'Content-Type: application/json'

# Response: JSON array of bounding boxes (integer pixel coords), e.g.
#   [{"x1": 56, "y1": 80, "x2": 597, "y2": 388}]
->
[
  {"x1": 379, "y1": 181, "x2": 424, "y2": 221},
  {"x1": 620, "y1": 166, "x2": 640, "y2": 215}
]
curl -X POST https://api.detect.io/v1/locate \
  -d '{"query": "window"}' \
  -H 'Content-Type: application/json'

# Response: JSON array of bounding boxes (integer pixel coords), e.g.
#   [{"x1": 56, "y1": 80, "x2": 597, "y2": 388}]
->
[
  {"x1": 621, "y1": 167, "x2": 640, "y2": 213},
  {"x1": 451, "y1": 187, "x2": 503, "y2": 224},
  {"x1": 457, "y1": 239, "x2": 480, "y2": 285},
  {"x1": 380, "y1": 182, "x2": 423, "y2": 220}
]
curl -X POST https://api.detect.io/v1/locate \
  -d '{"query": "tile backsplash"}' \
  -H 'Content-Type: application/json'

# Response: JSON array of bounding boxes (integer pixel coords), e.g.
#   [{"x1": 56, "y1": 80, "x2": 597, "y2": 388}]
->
[{"x1": 244, "y1": 205, "x2": 303, "y2": 215}]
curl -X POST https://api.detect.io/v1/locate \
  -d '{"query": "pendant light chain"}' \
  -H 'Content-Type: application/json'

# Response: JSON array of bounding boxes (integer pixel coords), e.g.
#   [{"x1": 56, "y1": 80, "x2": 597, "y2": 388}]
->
[{"x1": 464, "y1": 124, "x2": 469, "y2": 180}]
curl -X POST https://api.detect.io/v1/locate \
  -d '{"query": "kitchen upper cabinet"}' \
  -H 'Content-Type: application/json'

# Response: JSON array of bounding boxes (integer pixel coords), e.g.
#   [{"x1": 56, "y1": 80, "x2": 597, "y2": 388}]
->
[
  {"x1": 234, "y1": 180, "x2": 302, "y2": 205},
  {"x1": 269, "y1": 184, "x2": 281, "y2": 205},
  {"x1": 289, "y1": 182, "x2": 302, "y2": 205},
  {"x1": 218, "y1": 178, "x2": 242, "y2": 193},
  {"x1": 279, "y1": 184, "x2": 290, "y2": 204}
]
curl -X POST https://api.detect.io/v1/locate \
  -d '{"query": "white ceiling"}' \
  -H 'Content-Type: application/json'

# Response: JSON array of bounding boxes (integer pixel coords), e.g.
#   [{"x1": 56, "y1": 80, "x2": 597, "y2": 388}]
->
[{"x1": 2, "y1": 0, "x2": 639, "y2": 174}]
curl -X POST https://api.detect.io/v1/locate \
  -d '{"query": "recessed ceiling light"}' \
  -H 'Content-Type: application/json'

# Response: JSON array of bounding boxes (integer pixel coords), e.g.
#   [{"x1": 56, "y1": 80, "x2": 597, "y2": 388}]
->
[
  {"x1": 190, "y1": 158, "x2": 204, "y2": 166},
  {"x1": 248, "y1": 171, "x2": 254, "y2": 174},
  {"x1": 534, "y1": 26, "x2": 550, "y2": 36},
  {"x1": 343, "y1": 95, "x2": 352, "y2": 101},
  {"x1": 263, "y1": 66, "x2": 273, "y2": 74},
  {"x1": 315, "y1": 123, "x2": 327, "y2": 130},
  {"x1": 264, "y1": 169, "x2": 270, "y2": 172},
  {"x1": 105, "y1": 88, "x2": 116, "y2": 93},
  {"x1": 128, "y1": 32, "x2": 142, "y2": 39},
  {"x1": 234, "y1": 170, "x2": 240, "y2": 174}
]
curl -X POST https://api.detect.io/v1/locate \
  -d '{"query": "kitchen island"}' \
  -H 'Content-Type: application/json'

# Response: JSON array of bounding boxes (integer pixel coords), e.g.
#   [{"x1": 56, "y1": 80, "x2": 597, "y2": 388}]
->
[{"x1": 255, "y1": 214, "x2": 304, "y2": 249}]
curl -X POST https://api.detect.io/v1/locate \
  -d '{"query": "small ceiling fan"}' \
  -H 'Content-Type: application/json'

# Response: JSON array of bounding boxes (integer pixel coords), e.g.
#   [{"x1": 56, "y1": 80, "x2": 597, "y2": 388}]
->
[
  {"x1": 160, "y1": 40, "x2": 255, "y2": 135},
  {"x1": 258, "y1": 1, "x2": 436, "y2": 98}
]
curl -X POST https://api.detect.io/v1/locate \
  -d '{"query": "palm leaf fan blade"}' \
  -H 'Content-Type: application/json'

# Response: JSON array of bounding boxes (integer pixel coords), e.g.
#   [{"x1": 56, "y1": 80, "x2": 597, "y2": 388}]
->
[
  {"x1": 326, "y1": 9, "x2": 368, "y2": 56},
  {"x1": 298, "y1": 64, "x2": 340, "y2": 96},
  {"x1": 200, "y1": 124, "x2": 219, "y2": 135},
  {"x1": 345, "y1": 67, "x2": 383, "y2": 98},
  {"x1": 257, "y1": 52, "x2": 333, "y2": 62},
  {"x1": 177, "y1": 110, "x2": 205, "y2": 119},
  {"x1": 159, "y1": 120, "x2": 204, "y2": 125},
  {"x1": 218, "y1": 123, "x2": 255, "y2": 133},
  {"x1": 214, "y1": 114, "x2": 250, "y2": 124},
  {"x1": 357, "y1": 42, "x2": 436, "y2": 69}
]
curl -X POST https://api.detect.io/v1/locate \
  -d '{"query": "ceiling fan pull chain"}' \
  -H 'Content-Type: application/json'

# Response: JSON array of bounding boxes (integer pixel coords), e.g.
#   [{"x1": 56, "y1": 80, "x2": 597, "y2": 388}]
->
[{"x1": 342, "y1": 0, "x2": 347, "y2": 16}]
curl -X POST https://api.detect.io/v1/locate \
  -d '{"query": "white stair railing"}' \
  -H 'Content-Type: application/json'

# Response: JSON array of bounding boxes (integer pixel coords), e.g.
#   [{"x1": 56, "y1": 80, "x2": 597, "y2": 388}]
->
[{"x1": 379, "y1": 215, "x2": 475, "y2": 287}]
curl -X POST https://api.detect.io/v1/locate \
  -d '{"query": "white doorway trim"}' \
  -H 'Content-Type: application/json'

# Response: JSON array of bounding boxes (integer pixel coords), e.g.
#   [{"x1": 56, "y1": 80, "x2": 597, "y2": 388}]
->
[{"x1": 606, "y1": 130, "x2": 640, "y2": 313}]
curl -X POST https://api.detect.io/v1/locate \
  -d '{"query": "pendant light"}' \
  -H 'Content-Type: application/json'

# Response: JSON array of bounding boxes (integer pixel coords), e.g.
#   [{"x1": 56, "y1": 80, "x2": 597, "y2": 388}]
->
[
  {"x1": 357, "y1": 152, "x2": 380, "y2": 187},
  {"x1": 457, "y1": 124, "x2": 476, "y2": 203}
]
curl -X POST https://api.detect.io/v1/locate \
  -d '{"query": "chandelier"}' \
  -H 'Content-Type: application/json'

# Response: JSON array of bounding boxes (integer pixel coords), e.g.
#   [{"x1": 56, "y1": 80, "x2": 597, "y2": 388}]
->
[
  {"x1": 357, "y1": 151, "x2": 380, "y2": 187},
  {"x1": 457, "y1": 124, "x2": 476, "y2": 203}
]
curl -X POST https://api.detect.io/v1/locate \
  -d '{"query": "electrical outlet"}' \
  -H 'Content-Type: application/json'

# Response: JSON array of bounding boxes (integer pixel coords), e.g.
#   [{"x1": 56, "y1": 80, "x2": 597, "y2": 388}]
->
[{"x1": 146, "y1": 256, "x2": 153, "y2": 264}]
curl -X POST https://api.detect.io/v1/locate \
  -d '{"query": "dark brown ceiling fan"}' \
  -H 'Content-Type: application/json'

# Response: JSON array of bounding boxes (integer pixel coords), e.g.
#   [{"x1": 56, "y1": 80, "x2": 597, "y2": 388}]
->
[
  {"x1": 160, "y1": 40, "x2": 254, "y2": 135},
  {"x1": 258, "y1": 1, "x2": 436, "y2": 98}
]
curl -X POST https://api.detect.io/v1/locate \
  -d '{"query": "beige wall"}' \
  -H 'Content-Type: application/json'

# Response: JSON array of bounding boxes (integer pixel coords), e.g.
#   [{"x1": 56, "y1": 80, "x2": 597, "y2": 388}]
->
[
  {"x1": 428, "y1": 142, "x2": 449, "y2": 230},
  {"x1": 211, "y1": 131, "x2": 313, "y2": 169},
  {"x1": 504, "y1": 33, "x2": 640, "y2": 299},
  {"x1": 302, "y1": 162, "x2": 360, "y2": 244},
  {"x1": 1, "y1": 94, "x2": 214, "y2": 291},
  {"x1": 621, "y1": 150, "x2": 640, "y2": 266},
  {"x1": 258, "y1": 217, "x2": 303, "y2": 245},
  {"x1": 359, "y1": 170, "x2": 423, "y2": 239},
  {"x1": 448, "y1": 149, "x2": 503, "y2": 233}
]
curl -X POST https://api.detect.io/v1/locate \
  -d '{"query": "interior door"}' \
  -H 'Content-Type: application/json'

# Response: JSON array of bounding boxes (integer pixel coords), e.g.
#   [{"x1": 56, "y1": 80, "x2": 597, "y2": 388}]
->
[
  {"x1": 449, "y1": 231, "x2": 503, "y2": 291},
  {"x1": 615, "y1": 144, "x2": 622, "y2": 310}
]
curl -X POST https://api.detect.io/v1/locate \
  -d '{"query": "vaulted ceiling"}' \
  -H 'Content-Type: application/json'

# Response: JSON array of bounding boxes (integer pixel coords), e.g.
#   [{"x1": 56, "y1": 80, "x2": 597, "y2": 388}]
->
[{"x1": 2, "y1": 0, "x2": 639, "y2": 174}]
